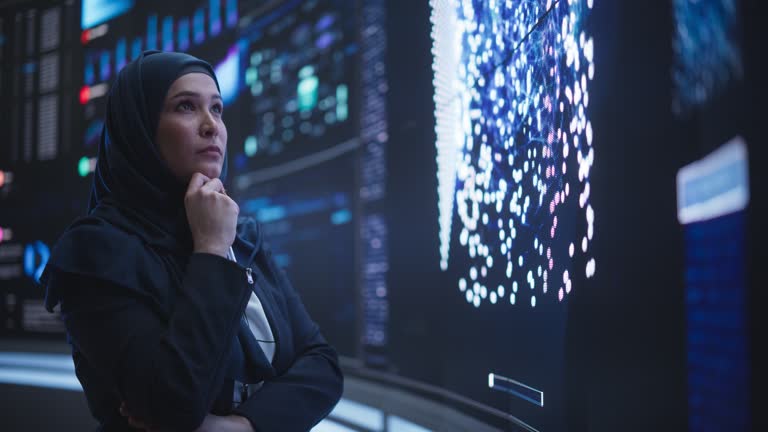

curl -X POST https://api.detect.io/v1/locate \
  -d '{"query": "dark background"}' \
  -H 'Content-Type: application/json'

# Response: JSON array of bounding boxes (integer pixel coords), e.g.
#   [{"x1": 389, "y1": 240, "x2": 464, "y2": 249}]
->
[{"x1": 1, "y1": 0, "x2": 764, "y2": 430}]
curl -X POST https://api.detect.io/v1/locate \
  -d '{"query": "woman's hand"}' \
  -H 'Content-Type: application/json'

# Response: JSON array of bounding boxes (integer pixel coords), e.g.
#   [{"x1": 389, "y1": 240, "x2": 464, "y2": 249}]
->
[
  {"x1": 184, "y1": 172, "x2": 239, "y2": 258},
  {"x1": 194, "y1": 414, "x2": 254, "y2": 432},
  {"x1": 120, "y1": 402, "x2": 254, "y2": 431},
  {"x1": 119, "y1": 402, "x2": 162, "y2": 431}
]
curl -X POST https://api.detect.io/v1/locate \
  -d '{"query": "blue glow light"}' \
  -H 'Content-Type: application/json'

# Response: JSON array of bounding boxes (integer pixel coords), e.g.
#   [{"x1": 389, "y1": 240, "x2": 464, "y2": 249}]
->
[
  {"x1": 331, "y1": 209, "x2": 352, "y2": 225},
  {"x1": 431, "y1": 0, "x2": 596, "y2": 308},
  {"x1": 178, "y1": 18, "x2": 190, "y2": 51},
  {"x1": 99, "y1": 50, "x2": 111, "y2": 81},
  {"x1": 257, "y1": 206, "x2": 287, "y2": 223},
  {"x1": 115, "y1": 38, "x2": 127, "y2": 71},
  {"x1": 84, "y1": 120, "x2": 104, "y2": 147},
  {"x1": 131, "y1": 37, "x2": 142, "y2": 60},
  {"x1": 672, "y1": 0, "x2": 742, "y2": 113},
  {"x1": 146, "y1": 15, "x2": 158, "y2": 51},
  {"x1": 226, "y1": 0, "x2": 238, "y2": 28},
  {"x1": 81, "y1": 0, "x2": 134, "y2": 30},
  {"x1": 210, "y1": 0, "x2": 222, "y2": 37},
  {"x1": 162, "y1": 16, "x2": 174, "y2": 52},
  {"x1": 214, "y1": 46, "x2": 240, "y2": 104},
  {"x1": 193, "y1": 9, "x2": 206, "y2": 44},
  {"x1": 23, "y1": 241, "x2": 50, "y2": 283},
  {"x1": 84, "y1": 61, "x2": 95, "y2": 85}
]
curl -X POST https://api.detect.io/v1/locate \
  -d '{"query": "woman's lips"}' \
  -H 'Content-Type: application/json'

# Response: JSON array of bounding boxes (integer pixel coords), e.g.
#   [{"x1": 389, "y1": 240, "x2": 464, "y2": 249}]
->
[{"x1": 197, "y1": 146, "x2": 222, "y2": 157}]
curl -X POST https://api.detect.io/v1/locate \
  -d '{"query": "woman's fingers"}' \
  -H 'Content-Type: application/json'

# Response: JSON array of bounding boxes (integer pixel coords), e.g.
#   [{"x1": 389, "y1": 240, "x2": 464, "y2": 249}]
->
[
  {"x1": 120, "y1": 402, "x2": 151, "y2": 430},
  {"x1": 186, "y1": 172, "x2": 210, "y2": 195},
  {"x1": 200, "y1": 177, "x2": 225, "y2": 194}
]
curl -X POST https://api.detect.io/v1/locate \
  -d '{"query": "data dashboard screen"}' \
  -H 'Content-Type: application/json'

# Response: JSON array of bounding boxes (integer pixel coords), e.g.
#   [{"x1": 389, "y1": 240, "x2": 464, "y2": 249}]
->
[
  {"x1": 393, "y1": 0, "x2": 598, "y2": 428},
  {"x1": 1, "y1": 0, "x2": 83, "y2": 335},
  {"x1": 227, "y1": 0, "x2": 361, "y2": 358},
  {"x1": 0, "y1": 0, "x2": 362, "y2": 363},
  {"x1": 227, "y1": 0, "x2": 358, "y2": 170}
]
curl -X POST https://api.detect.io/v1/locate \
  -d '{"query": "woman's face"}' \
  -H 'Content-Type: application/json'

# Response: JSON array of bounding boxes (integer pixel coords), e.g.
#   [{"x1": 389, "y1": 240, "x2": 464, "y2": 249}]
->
[{"x1": 156, "y1": 73, "x2": 227, "y2": 183}]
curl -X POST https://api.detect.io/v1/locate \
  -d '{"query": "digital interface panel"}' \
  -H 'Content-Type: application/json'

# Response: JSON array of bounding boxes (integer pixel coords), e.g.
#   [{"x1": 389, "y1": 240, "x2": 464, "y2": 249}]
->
[
  {"x1": 1, "y1": 0, "x2": 363, "y2": 362},
  {"x1": 230, "y1": 0, "x2": 358, "y2": 170},
  {"x1": 232, "y1": 150, "x2": 358, "y2": 358},
  {"x1": 672, "y1": 0, "x2": 742, "y2": 114},
  {"x1": 677, "y1": 137, "x2": 750, "y2": 431},
  {"x1": 426, "y1": 0, "x2": 596, "y2": 428},
  {"x1": 1, "y1": 0, "x2": 80, "y2": 335},
  {"x1": 227, "y1": 0, "x2": 361, "y2": 359},
  {"x1": 433, "y1": 0, "x2": 596, "y2": 309}
]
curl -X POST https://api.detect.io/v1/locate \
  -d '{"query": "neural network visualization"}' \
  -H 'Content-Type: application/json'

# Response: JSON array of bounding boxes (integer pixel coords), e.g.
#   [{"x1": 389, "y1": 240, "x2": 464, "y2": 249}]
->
[{"x1": 431, "y1": 0, "x2": 596, "y2": 309}]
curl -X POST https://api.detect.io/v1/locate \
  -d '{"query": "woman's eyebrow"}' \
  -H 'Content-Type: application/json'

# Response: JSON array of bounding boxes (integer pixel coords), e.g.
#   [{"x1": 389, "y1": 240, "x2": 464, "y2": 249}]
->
[{"x1": 169, "y1": 90, "x2": 222, "y2": 100}]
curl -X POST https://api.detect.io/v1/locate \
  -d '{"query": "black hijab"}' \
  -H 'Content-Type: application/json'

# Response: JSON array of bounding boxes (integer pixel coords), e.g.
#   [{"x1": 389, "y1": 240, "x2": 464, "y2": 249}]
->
[
  {"x1": 88, "y1": 50, "x2": 227, "y2": 253},
  {"x1": 42, "y1": 50, "x2": 244, "y2": 311}
]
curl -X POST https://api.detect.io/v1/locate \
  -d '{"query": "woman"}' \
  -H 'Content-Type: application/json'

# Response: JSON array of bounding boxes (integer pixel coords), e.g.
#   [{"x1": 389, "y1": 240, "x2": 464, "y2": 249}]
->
[{"x1": 41, "y1": 51, "x2": 343, "y2": 431}]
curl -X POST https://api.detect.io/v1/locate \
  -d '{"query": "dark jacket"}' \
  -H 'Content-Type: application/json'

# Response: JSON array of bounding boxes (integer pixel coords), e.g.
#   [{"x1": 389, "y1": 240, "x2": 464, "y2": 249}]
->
[{"x1": 43, "y1": 216, "x2": 343, "y2": 431}]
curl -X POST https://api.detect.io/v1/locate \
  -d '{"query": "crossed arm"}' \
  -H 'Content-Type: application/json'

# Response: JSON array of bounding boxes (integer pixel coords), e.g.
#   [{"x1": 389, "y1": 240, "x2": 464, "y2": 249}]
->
[{"x1": 55, "y1": 252, "x2": 342, "y2": 432}]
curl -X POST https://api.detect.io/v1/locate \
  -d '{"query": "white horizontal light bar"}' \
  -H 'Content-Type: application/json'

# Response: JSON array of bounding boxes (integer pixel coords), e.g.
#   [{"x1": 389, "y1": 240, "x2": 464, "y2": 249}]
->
[
  {"x1": 328, "y1": 398, "x2": 385, "y2": 431},
  {"x1": 387, "y1": 415, "x2": 433, "y2": 432},
  {"x1": 677, "y1": 136, "x2": 749, "y2": 224},
  {"x1": 488, "y1": 372, "x2": 544, "y2": 407},
  {"x1": 0, "y1": 367, "x2": 82, "y2": 391},
  {"x1": 311, "y1": 418, "x2": 358, "y2": 432},
  {"x1": 0, "y1": 352, "x2": 74, "y2": 371}
]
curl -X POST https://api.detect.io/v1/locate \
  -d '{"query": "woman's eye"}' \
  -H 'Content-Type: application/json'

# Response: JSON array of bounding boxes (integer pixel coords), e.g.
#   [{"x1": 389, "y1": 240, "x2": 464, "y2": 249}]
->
[
  {"x1": 211, "y1": 104, "x2": 223, "y2": 114},
  {"x1": 177, "y1": 101, "x2": 195, "y2": 111}
]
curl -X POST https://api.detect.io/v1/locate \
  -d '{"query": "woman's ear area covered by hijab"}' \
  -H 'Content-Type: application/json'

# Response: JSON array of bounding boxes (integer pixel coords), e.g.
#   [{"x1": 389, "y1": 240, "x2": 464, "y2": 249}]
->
[{"x1": 155, "y1": 72, "x2": 228, "y2": 185}]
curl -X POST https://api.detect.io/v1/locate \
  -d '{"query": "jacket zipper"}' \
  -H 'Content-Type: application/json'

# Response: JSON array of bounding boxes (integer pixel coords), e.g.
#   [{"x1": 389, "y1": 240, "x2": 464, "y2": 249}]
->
[{"x1": 230, "y1": 246, "x2": 255, "y2": 285}]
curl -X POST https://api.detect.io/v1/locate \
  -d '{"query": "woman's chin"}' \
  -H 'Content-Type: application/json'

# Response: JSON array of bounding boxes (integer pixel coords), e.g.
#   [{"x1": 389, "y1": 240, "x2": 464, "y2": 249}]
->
[{"x1": 195, "y1": 163, "x2": 223, "y2": 180}]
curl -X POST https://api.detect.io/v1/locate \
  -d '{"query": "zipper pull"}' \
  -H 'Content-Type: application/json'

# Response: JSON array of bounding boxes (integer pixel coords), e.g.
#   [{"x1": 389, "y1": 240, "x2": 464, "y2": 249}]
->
[{"x1": 246, "y1": 267, "x2": 254, "y2": 285}]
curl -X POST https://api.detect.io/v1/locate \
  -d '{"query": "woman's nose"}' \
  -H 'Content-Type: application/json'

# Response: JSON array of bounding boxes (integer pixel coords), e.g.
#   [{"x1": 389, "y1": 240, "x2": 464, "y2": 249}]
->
[{"x1": 199, "y1": 114, "x2": 218, "y2": 138}]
